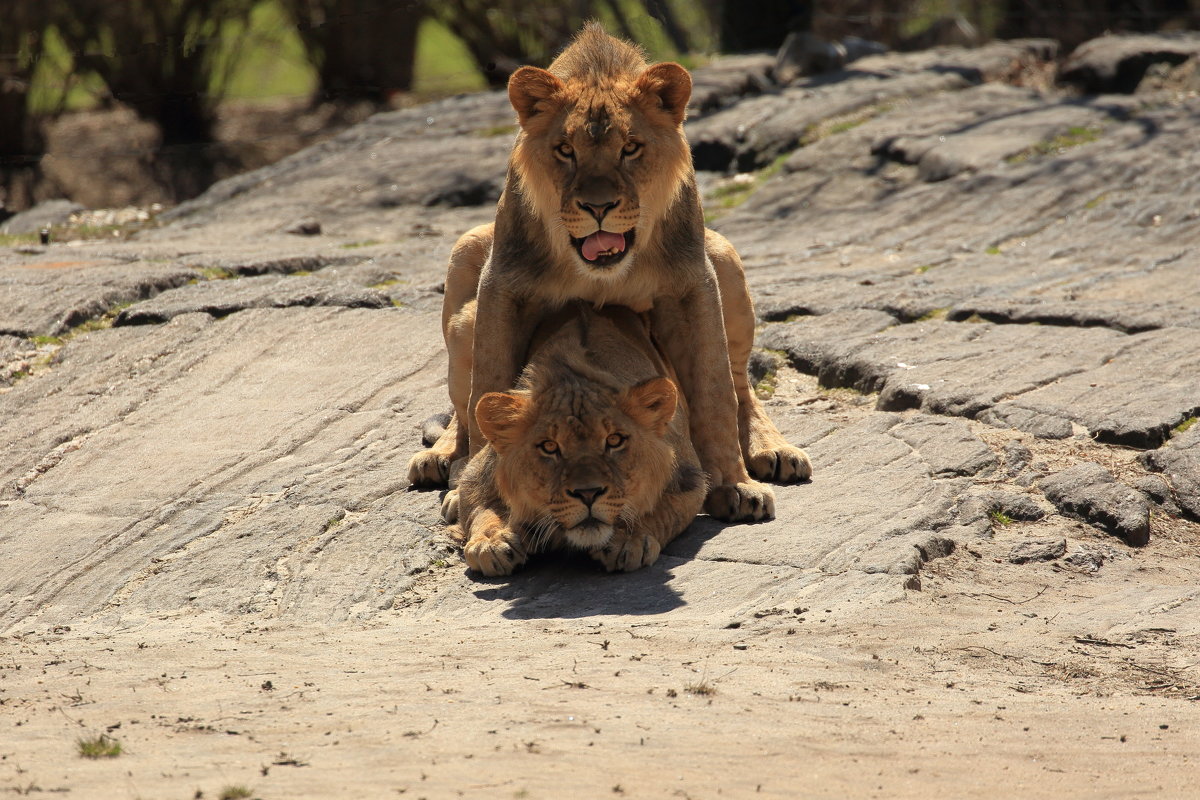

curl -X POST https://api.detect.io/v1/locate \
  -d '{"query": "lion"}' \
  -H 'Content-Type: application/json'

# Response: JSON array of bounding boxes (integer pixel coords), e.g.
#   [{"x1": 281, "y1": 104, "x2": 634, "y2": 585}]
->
[
  {"x1": 444, "y1": 302, "x2": 706, "y2": 576},
  {"x1": 408, "y1": 23, "x2": 810, "y2": 522}
]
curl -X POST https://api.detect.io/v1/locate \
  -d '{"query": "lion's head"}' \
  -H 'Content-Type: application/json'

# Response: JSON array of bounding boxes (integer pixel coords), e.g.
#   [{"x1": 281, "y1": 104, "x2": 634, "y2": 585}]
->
[
  {"x1": 506, "y1": 24, "x2": 693, "y2": 279},
  {"x1": 474, "y1": 364, "x2": 681, "y2": 551}
]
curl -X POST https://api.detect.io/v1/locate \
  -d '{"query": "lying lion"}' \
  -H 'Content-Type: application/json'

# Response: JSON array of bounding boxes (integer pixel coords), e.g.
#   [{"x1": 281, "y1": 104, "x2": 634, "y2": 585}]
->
[
  {"x1": 409, "y1": 23, "x2": 810, "y2": 521},
  {"x1": 444, "y1": 302, "x2": 706, "y2": 576}
]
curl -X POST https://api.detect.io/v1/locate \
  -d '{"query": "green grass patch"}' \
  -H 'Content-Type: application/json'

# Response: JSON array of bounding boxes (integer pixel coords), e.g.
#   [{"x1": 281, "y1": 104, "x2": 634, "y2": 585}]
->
[
  {"x1": 219, "y1": 787, "x2": 256, "y2": 800},
  {"x1": 197, "y1": 266, "x2": 237, "y2": 281},
  {"x1": 987, "y1": 509, "x2": 1015, "y2": 526},
  {"x1": 913, "y1": 264, "x2": 934, "y2": 274},
  {"x1": 914, "y1": 307, "x2": 949, "y2": 322},
  {"x1": 707, "y1": 153, "x2": 789, "y2": 215},
  {"x1": 1007, "y1": 126, "x2": 1102, "y2": 164},
  {"x1": 477, "y1": 124, "x2": 518, "y2": 138},
  {"x1": 0, "y1": 233, "x2": 38, "y2": 247},
  {"x1": 77, "y1": 734, "x2": 121, "y2": 759},
  {"x1": 1173, "y1": 416, "x2": 1197, "y2": 435},
  {"x1": 1085, "y1": 193, "x2": 1107, "y2": 210},
  {"x1": 413, "y1": 18, "x2": 487, "y2": 97},
  {"x1": 985, "y1": 246, "x2": 1001, "y2": 255},
  {"x1": 222, "y1": 2, "x2": 315, "y2": 100}
]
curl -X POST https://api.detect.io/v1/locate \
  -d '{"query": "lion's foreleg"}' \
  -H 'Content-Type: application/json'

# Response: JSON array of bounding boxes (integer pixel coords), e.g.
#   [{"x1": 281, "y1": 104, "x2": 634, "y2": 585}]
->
[
  {"x1": 652, "y1": 290, "x2": 775, "y2": 523},
  {"x1": 707, "y1": 231, "x2": 812, "y2": 483}
]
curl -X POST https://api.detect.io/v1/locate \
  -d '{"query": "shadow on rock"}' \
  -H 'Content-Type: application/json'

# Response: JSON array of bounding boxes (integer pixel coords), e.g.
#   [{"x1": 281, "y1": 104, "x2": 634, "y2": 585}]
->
[{"x1": 471, "y1": 517, "x2": 731, "y2": 619}]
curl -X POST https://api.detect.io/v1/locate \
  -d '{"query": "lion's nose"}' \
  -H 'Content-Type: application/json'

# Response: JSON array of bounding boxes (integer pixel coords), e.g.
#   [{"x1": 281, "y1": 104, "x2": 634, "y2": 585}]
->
[
  {"x1": 578, "y1": 200, "x2": 619, "y2": 222},
  {"x1": 567, "y1": 486, "x2": 608, "y2": 507}
]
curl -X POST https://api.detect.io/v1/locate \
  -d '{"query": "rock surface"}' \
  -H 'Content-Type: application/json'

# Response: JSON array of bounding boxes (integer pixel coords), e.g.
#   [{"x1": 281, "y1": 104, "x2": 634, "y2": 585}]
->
[
  {"x1": 1040, "y1": 463, "x2": 1151, "y2": 545},
  {"x1": 1, "y1": 36, "x2": 1198, "y2": 798}
]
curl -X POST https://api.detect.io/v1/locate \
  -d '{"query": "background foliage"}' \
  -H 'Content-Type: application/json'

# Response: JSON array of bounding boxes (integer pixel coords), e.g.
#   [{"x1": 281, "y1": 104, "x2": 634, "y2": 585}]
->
[{"x1": 2, "y1": 0, "x2": 1199, "y2": 212}]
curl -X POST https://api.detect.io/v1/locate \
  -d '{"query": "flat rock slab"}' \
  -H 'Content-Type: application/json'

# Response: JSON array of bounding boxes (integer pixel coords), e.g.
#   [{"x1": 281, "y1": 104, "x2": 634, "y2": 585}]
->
[
  {"x1": 759, "y1": 316, "x2": 1199, "y2": 448},
  {"x1": 0, "y1": 199, "x2": 84, "y2": 235},
  {"x1": 115, "y1": 274, "x2": 392, "y2": 325},
  {"x1": 0, "y1": 257, "x2": 196, "y2": 337},
  {"x1": 0, "y1": 307, "x2": 452, "y2": 628},
  {"x1": 1061, "y1": 32, "x2": 1200, "y2": 93},
  {"x1": 1040, "y1": 463, "x2": 1150, "y2": 546},
  {"x1": 1008, "y1": 537, "x2": 1067, "y2": 563}
]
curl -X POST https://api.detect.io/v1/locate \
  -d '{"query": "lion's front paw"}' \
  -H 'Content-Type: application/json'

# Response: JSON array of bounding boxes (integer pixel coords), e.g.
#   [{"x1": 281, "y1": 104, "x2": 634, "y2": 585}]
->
[
  {"x1": 440, "y1": 489, "x2": 461, "y2": 523},
  {"x1": 747, "y1": 444, "x2": 812, "y2": 483},
  {"x1": 704, "y1": 481, "x2": 775, "y2": 522},
  {"x1": 590, "y1": 529, "x2": 662, "y2": 572},
  {"x1": 463, "y1": 526, "x2": 527, "y2": 576},
  {"x1": 407, "y1": 448, "x2": 450, "y2": 488}
]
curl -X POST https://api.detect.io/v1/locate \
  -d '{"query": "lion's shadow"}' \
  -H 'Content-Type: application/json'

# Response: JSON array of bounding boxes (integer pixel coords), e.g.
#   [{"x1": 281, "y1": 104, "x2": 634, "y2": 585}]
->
[{"x1": 470, "y1": 516, "x2": 730, "y2": 620}]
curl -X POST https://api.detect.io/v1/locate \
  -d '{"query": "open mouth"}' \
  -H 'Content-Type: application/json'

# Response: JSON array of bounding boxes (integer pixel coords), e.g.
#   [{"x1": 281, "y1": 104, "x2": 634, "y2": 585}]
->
[{"x1": 571, "y1": 228, "x2": 635, "y2": 268}]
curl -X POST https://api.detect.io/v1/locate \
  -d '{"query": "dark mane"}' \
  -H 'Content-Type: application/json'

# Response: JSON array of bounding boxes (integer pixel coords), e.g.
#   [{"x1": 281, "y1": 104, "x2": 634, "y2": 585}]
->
[{"x1": 547, "y1": 21, "x2": 647, "y2": 81}]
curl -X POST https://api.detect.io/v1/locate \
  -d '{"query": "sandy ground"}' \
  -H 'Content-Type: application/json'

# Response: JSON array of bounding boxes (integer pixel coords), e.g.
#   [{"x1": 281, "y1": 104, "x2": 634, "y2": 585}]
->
[{"x1": 4, "y1": 371, "x2": 1197, "y2": 799}]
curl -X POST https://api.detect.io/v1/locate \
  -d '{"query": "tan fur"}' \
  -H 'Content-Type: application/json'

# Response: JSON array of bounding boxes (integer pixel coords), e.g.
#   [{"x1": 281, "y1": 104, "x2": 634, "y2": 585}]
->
[
  {"x1": 406, "y1": 24, "x2": 810, "y2": 521},
  {"x1": 447, "y1": 304, "x2": 706, "y2": 576}
]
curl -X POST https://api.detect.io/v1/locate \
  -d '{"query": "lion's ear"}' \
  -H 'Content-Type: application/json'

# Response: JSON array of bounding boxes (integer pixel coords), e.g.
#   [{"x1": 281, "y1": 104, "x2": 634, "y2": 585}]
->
[
  {"x1": 508, "y1": 67, "x2": 565, "y2": 128},
  {"x1": 475, "y1": 392, "x2": 531, "y2": 454},
  {"x1": 621, "y1": 377, "x2": 678, "y2": 437},
  {"x1": 634, "y1": 62, "x2": 692, "y2": 126}
]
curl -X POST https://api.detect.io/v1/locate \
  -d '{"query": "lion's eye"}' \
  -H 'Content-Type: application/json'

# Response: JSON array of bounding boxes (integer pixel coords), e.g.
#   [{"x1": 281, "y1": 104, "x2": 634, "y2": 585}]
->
[
  {"x1": 621, "y1": 141, "x2": 642, "y2": 158},
  {"x1": 605, "y1": 433, "x2": 627, "y2": 450},
  {"x1": 554, "y1": 142, "x2": 574, "y2": 160},
  {"x1": 538, "y1": 440, "x2": 560, "y2": 455}
]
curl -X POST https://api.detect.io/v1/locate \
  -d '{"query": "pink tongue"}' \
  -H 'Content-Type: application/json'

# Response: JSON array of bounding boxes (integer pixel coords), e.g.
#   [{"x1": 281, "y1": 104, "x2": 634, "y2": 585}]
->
[{"x1": 581, "y1": 231, "x2": 626, "y2": 261}]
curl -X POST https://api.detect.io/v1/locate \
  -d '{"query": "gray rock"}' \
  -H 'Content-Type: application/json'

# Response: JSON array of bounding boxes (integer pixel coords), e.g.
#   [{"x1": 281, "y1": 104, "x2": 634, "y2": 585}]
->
[
  {"x1": 1061, "y1": 33, "x2": 1200, "y2": 94},
  {"x1": 284, "y1": 218, "x2": 322, "y2": 236},
  {"x1": 981, "y1": 490, "x2": 1046, "y2": 522},
  {"x1": 1002, "y1": 441, "x2": 1033, "y2": 475},
  {"x1": 688, "y1": 54, "x2": 774, "y2": 115},
  {"x1": 1062, "y1": 543, "x2": 1109, "y2": 573},
  {"x1": 1008, "y1": 538, "x2": 1066, "y2": 564},
  {"x1": 890, "y1": 416, "x2": 997, "y2": 477},
  {"x1": 1040, "y1": 463, "x2": 1150, "y2": 546},
  {"x1": 0, "y1": 200, "x2": 85, "y2": 235},
  {"x1": 748, "y1": 349, "x2": 782, "y2": 387},
  {"x1": 1139, "y1": 425, "x2": 1200, "y2": 521},
  {"x1": 0, "y1": 256, "x2": 196, "y2": 337},
  {"x1": 115, "y1": 274, "x2": 391, "y2": 325}
]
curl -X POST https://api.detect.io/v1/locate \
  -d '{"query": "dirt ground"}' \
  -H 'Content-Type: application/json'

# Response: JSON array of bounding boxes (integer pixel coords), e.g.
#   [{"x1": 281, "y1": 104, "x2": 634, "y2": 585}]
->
[{"x1": 3, "y1": 370, "x2": 1197, "y2": 799}]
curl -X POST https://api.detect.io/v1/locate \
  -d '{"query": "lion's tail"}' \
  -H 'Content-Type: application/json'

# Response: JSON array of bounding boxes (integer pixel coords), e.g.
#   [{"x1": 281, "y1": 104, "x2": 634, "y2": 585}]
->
[{"x1": 420, "y1": 412, "x2": 453, "y2": 447}]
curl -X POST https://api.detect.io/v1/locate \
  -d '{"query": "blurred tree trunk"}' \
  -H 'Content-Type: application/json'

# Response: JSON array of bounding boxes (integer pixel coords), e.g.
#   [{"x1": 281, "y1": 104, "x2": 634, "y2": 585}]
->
[
  {"x1": 0, "y1": 1, "x2": 49, "y2": 214},
  {"x1": 284, "y1": 0, "x2": 425, "y2": 103},
  {"x1": 54, "y1": 0, "x2": 257, "y2": 201},
  {"x1": 997, "y1": 1, "x2": 1200, "y2": 51},
  {"x1": 718, "y1": 0, "x2": 812, "y2": 52}
]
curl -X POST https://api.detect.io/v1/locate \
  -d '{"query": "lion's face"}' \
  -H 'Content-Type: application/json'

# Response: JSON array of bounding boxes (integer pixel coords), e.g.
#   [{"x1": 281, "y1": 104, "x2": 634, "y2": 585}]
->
[
  {"x1": 476, "y1": 376, "x2": 679, "y2": 550},
  {"x1": 507, "y1": 62, "x2": 693, "y2": 279}
]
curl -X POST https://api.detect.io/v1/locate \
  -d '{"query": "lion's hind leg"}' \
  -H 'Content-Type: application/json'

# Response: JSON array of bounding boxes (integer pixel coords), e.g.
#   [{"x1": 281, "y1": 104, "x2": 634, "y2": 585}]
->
[
  {"x1": 407, "y1": 413, "x2": 461, "y2": 487},
  {"x1": 707, "y1": 229, "x2": 812, "y2": 484}
]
